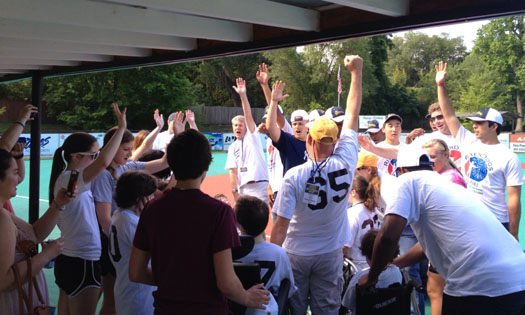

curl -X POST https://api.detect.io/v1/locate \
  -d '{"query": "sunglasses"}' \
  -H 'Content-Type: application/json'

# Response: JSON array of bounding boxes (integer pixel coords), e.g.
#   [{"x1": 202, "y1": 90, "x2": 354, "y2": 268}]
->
[
  {"x1": 356, "y1": 166, "x2": 367, "y2": 171},
  {"x1": 430, "y1": 115, "x2": 444, "y2": 122},
  {"x1": 77, "y1": 151, "x2": 99, "y2": 160}
]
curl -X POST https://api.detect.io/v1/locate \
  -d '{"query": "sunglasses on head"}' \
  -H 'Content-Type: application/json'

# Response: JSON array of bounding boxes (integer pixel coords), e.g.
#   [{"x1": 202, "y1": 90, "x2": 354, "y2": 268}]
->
[
  {"x1": 430, "y1": 115, "x2": 444, "y2": 122},
  {"x1": 77, "y1": 151, "x2": 99, "y2": 160}
]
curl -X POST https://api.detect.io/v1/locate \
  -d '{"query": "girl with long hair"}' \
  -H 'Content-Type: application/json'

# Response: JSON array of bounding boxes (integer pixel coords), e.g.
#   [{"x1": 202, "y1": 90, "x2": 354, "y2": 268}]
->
[{"x1": 49, "y1": 103, "x2": 127, "y2": 315}]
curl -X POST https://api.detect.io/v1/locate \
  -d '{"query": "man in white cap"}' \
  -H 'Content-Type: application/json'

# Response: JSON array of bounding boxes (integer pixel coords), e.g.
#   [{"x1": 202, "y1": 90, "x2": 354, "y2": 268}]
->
[
  {"x1": 225, "y1": 78, "x2": 269, "y2": 203},
  {"x1": 266, "y1": 94, "x2": 309, "y2": 176},
  {"x1": 436, "y1": 61, "x2": 522, "y2": 239},
  {"x1": 359, "y1": 148, "x2": 525, "y2": 314},
  {"x1": 271, "y1": 55, "x2": 363, "y2": 314}
]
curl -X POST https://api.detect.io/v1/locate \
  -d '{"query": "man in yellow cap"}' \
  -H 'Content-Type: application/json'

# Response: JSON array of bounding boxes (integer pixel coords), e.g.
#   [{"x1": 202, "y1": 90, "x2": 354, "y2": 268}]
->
[{"x1": 270, "y1": 55, "x2": 362, "y2": 315}]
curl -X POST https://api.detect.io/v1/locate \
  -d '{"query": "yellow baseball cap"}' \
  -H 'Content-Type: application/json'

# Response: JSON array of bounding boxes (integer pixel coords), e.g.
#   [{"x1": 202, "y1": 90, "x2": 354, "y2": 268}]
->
[
  {"x1": 309, "y1": 117, "x2": 338, "y2": 145},
  {"x1": 356, "y1": 151, "x2": 378, "y2": 169}
]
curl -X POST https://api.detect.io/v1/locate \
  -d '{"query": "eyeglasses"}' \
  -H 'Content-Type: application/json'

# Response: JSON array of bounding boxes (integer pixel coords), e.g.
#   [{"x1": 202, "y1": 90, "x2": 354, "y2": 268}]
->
[
  {"x1": 356, "y1": 166, "x2": 367, "y2": 171},
  {"x1": 430, "y1": 115, "x2": 444, "y2": 122},
  {"x1": 77, "y1": 151, "x2": 99, "y2": 160}
]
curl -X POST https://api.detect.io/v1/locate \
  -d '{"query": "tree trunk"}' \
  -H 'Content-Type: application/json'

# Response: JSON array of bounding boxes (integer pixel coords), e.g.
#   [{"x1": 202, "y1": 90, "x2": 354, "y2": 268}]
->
[{"x1": 515, "y1": 92, "x2": 523, "y2": 132}]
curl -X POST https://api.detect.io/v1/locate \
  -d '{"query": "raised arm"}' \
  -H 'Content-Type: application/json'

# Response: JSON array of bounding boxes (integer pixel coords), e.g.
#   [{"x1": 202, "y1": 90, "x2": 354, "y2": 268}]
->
[
  {"x1": 358, "y1": 135, "x2": 398, "y2": 159},
  {"x1": 83, "y1": 103, "x2": 127, "y2": 183},
  {"x1": 436, "y1": 61, "x2": 461, "y2": 137},
  {"x1": 130, "y1": 109, "x2": 164, "y2": 161},
  {"x1": 233, "y1": 78, "x2": 256, "y2": 134},
  {"x1": 0, "y1": 104, "x2": 37, "y2": 151},
  {"x1": 266, "y1": 81, "x2": 289, "y2": 143},
  {"x1": 185, "y1": 109, "x2": 199, "y2": 131},
  {"x1": 257, "y1": 63, "x2": 285, "y2": 129},
  {"x1": 11, "y1": 143, "x2": 25, "y2": 184},
  {"x1": 343, "y1": 56, "x2": 363, "y2": 131}
]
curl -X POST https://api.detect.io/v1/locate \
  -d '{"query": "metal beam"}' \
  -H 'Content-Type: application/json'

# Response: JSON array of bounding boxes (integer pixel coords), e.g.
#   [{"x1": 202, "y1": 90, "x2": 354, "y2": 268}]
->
[
  {"x1": 29, "y1": 71, "x2": 42, "y2": 224},
  {"x1": 0, "y1": 59, "x2": 80, "y2": 67},
  {"x1": 1, "y1": 0, "x2": 253, "y2": 42},
  {"x1": 0, "y1": 65, "x2": 51, "y2": 70},
  {"x1": 0, "y1": 37, "x2": 152, "y2": 57},
  {"x1": 101, "y1": 0, "x2": 320, "y2": 31},
  {"x1": 0, "y1": 47, "x2": 113, "y2": 62},
  {"x1": 0, "y1": 19, "x2": 197, "y2": 50},
  {"x1": 326, "y1": 0, "x2": 409, "y2": 16}
]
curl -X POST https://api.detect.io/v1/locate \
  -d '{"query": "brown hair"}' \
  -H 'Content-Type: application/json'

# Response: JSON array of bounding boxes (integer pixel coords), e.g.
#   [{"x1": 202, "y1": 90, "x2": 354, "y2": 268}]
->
[
  {"x1": 132, "y1": 130, "x2": 150, "y2": 152},
  {"x1": 428, "y1": 103, "x2": 441, "y2": 115},
  {"x1": 352, "y1": 175, "x2": 378, "y2": 212}
]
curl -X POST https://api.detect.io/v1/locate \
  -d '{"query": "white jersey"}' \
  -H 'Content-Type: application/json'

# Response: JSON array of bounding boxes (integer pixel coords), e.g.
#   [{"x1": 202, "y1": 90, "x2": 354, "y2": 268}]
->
[
  {"x1": 273, "y1": 129, "x2": 359, "y2": 256},
  {"x1": 376, "y1": 141, "x2": 402, "y2": 176},
  {"x1": 225, "y1": 128, "x2": 268, "y2": 187},
  {"x1": 455, "y1": 126, "x2": 523, "y2": 223},
  {"x1": 54, "y1": 169, "x2": 101, "y2": 260},
  {"x1": 386, "y1": 170, "x2": 525, "y2": 297},
  {"x1": 151, "y1": 130, "x2": 173, "y2": 151},
  {"x1": 237, "y1": 240, "x2": 297, "y2": 298},
  {"x1": 110, "y1": 209, "x2": 155, "y2": 315},
  {"x1": 345, "y1": 203, "x2": 380, "y2": 265},
  {"x1": 410, "y1": 131, "x2": 463, "y2": 167},
  {"x1": 267, "y1": 121, "x2": 293, "y2": 192}
]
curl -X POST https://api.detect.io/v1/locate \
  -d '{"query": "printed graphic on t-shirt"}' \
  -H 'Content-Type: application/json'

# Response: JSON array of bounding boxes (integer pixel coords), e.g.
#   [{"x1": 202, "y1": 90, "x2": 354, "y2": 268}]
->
[
  {"x1": 306, "y1": 168, "x2": 350, "y2": 211},
  {"x1": 385, "y1": 159, "x2": 398, "y2": 177},
  {"x1": 361, "y1": 214, "x2": 379, "y2": 230},
  {"x1": 463, "y1": 153, "x2": 493, "y2": 193},
  {"x1": 449, "y1": 146, "x2": 461, "y2": 163}
]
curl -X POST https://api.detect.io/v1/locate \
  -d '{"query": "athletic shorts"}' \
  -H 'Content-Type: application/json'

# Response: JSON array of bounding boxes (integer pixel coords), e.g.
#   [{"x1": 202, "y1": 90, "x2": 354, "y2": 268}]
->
[
  {"x1": 54, "y1": 255, "x2": 101, "y2": 297},
  {"x1": 429, "y1": 262, "x2": 439, "y2": 274},
  {"x1": 100, "y1": 231, "x2": 116, "y2": 277}
]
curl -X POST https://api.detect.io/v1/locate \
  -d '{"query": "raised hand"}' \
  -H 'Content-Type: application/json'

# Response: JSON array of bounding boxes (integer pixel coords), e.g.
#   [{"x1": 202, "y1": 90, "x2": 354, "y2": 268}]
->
[
  {"x1": 154, "y1": 109, "x2": 164, "y2": 130},
  {"x1": 17, "y1": 104, "x2": 38, "y2": 124},
  {"x1": 232, "y1": 78, "x2": 247, "y2": 96},
  {"x1": 435, "y1": 61, "x2": 447, "y2": 85},
  {"x1": 257, "y1": 122, "x2": 269, "y2": 136},
  {"x1": 256, "y1": 63, "x2": 270, "y2": 85},
  {"x1": 344, "y1": 55, "x2": 363, "y2": 73},
  {"x1": 11, "y1": 142, "x2": 25, "y2": 156},
  {"x1": 358, "y1": 135, "x2": 373, "y2": 151},
  {"x1": 112, "y1": 103, "x2": 127, "y2": 130},
  {"x1": 185, "y1": 109, "x2": 195, "y2": 124},
  {"x1": 271, "y1": 81, "x2": 289, "y2": 103},
  {"x1": 172, "y1": 111, "x2": 185, "y2": 135}
]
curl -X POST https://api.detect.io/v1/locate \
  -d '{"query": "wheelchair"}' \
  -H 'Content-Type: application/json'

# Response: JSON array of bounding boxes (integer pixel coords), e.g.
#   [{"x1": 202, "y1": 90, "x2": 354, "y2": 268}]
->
[{"x1": 229, "y1": 235, "x2": 291, "y2": 315}]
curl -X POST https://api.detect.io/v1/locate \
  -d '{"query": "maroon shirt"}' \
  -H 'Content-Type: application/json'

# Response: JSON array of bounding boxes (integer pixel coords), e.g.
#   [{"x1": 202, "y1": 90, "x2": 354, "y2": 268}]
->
[{"x1": 134, "y1": 188, "x2": 241, "y2": 314}]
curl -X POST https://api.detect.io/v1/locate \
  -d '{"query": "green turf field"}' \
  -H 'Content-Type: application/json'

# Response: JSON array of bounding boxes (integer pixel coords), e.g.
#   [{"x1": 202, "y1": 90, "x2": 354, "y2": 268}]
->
[{"x1": 9, "y1": 153, "x2": 525, "y2": 312}]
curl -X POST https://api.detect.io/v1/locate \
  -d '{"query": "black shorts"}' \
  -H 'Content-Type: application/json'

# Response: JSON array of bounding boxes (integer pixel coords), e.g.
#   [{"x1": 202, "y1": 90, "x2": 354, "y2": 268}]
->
[
  {"x1": 54, "y1": 255, "x2": 101, "y2": 297},
  {"x1": 100, "y1": 231, "x2": 116, "y2": 277},
  {"x1": 429, "y1": 262, "x2": 439, "y2": 275}
]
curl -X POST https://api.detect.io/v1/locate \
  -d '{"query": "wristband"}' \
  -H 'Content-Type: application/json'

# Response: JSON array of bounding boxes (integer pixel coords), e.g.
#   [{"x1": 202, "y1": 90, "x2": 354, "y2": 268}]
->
[
  {"x1": 13, "y1": 154, "x2": 24, "y2": 160},
  {"x1": 437, "y1": 82, "x2": 445, "y2": 87},
  {"x1": 14, "y1": 121, "x2": 25, "y2": 128},
  {"x1": 53, "y1": 199, "x2": 65, "y2": 211}
]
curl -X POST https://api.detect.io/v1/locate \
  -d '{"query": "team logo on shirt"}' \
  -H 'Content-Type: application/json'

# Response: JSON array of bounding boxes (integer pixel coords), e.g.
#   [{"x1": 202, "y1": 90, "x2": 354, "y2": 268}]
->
[
  {"x1": 386, "y1": 159, "x2": 398, "y2": 177},
  {"x1": 464, "y1": 155, "x2": 492, "y2": 182},
  {"x1": 450, "y1": 149, "x2": 461, "y2": 162}
]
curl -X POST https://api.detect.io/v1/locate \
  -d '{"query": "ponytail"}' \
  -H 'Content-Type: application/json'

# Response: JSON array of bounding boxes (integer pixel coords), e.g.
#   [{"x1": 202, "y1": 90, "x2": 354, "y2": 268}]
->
[
  {"x1": 352, "y1": 175, "x2": 378, "y2": 212},
  {"x1": 49, "y1": 147, "x2": 65, "y2": 204}
]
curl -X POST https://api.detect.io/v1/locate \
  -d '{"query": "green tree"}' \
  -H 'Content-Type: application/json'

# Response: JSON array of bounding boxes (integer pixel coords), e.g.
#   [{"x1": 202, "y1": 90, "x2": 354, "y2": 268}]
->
[
  {"x1": 386, "y1": 32, "x2": 467, "y2": 87},
  {"x1": 473, "y1": 16, "x2": 525, "y2": 131}
]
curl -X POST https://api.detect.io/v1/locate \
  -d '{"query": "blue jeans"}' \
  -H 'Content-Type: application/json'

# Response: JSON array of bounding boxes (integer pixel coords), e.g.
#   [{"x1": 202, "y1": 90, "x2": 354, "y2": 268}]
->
[{"x1": 399, "y1": 233, "x2": 427, "y2": 315}]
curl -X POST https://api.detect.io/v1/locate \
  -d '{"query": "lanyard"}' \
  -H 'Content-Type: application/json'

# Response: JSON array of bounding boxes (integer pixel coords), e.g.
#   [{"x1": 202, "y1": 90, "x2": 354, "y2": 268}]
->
[{"x1": 309, "y1": 157, "x2": 329, "y2": 181}]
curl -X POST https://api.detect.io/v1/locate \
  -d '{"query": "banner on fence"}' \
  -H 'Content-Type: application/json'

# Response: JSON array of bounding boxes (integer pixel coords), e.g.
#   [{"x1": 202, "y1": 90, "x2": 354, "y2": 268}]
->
[{"x1": 203, "y1": 132, "x2": 223, "y2": 151}]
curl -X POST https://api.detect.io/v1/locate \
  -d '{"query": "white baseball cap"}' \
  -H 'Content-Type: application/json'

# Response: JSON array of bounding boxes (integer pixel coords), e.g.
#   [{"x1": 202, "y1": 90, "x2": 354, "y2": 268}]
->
[
  {"x1": 397, "y1": 148, "x2": 434, "y2": 168},
  {"x1": 290, "y1": 109, "x2": 309, "y2": 122},
  {"x1": 324, "y1": 106, "x2": 345, "y2": 123},
  {"x1": 466, "y1": 108, "x2": 503, "y2": 125}
]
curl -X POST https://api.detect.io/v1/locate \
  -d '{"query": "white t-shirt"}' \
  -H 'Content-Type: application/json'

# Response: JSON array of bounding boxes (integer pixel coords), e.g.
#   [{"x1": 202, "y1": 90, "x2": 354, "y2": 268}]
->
[
  {"x1": 237, "y1": 240, "x2": 297, "y2": 298},
  {"x1": 455, "y1": 126, "x2": 523, "y2": 222},
  {"x1": 225, "y1": 128, "x2": 268, "y2": 187},
  {"x1": 411, "y1": 131, "x2": 463, "y2": 167},
  {"x1": 151, "y1": 130, "x2": 173, "y2": 151},
  {"x1": 110, "y1": 209, "x2": 155, "y2": 315},
  {"x1": 386, "y1": 170, "x2": 525, "y2": 297},
  {"x1": 273, "y1": 129, "x2": 359, "y2": 256},
  {"x1": 376, "y1": 141, "x2": 402, "y2": 176},
  {"x1": 345, "y1": 203, "x2": 380, "y2": 265},
  {"x1": 267, "y1": 121, "x2": 293, "y2": 193},
  {"x1": 341, "y1": 264, "x2": 402, "y2": 313},
  {"x1": 54, "y1": 169, "x2": 101, "y2": 260}
]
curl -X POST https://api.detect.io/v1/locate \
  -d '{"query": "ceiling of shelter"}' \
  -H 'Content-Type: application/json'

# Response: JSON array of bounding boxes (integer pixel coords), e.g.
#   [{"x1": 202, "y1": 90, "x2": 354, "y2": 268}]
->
[{"x1": 0, "y1": 0, "x2": 524, "y2": 82}]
